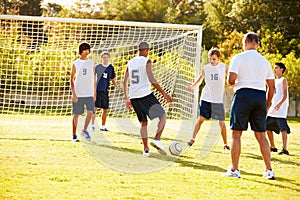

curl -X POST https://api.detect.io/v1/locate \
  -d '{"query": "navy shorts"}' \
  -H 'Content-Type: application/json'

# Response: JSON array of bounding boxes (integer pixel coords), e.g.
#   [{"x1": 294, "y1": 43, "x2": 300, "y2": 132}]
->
[
  {"x1": 199, "y1": 100, "x2": 225, "y2": 120},
  {"x1": 95, "y1": 91, "x2": 109, "y2": 109},
  {"x1": 72, "y1": 97, "x2": 95, "y2": 115},
  {"x1": 266, "y1": 116, "x2": 290, "y2": 134},
  {"x1": 230, "y1": 88, "x2": 266, "y2": 132},
  {"x1": 130, "y1": 93, "x2": 165, "y2": 122}
]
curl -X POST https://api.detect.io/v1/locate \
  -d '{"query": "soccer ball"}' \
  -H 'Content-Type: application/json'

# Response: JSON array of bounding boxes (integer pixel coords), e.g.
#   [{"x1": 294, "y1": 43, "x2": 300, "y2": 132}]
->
[{"x1": 169, "y1": 141, "x2": 183, "y2": 156}]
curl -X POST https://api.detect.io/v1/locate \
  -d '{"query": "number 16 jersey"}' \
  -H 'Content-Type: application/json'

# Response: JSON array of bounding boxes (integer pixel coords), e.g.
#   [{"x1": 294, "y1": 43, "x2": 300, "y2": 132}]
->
[
  {"x1": 200, "y1": 63, "x2": 226, "y2": 103},
  {"x1": 128, "y1": 56, "x2": 152, "y2": 99}
]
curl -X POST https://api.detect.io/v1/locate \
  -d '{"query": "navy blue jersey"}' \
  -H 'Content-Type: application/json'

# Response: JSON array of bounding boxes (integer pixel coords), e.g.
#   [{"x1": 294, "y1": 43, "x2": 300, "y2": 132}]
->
[{"x1": 96, "y1": 64, "x2": 116, "y2": 93}]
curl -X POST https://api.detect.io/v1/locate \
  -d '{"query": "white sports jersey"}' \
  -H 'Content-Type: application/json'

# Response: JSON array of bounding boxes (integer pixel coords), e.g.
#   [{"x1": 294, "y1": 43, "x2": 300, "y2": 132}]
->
[
  {"x1": 229, "y1": 50, "x2": 274, "y2": 92},
  {"x1": 267, "y1": 77, "x2": 289, "y2": 118},
  {"x1": 128, "y1": 56, "x2": 152, "y2": 99},
  {"x1": 73, "y1": 59, "x2": 94, "y2": 97},
  {"x1": 200, "y1": 63, "x2": 226, "y2": 103}
]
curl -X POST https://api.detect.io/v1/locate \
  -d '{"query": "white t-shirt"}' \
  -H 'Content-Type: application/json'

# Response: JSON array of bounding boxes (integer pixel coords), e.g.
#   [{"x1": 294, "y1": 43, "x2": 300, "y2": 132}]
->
[
  {"x1": 128, "y1": 56, "x2": 152, "y2": 99},
  {"x1": 200, "y1": 63, "x2": 226, "y2": 103},
  {"x1": 267, "y1": 77, "x2": 289, "y2": 118},
  {"x1": 73, "y1": 59, "x2": 94, "y2": 97},
  {"x1": 229, "y1": 50, "x2": 274, "y2": 92}
]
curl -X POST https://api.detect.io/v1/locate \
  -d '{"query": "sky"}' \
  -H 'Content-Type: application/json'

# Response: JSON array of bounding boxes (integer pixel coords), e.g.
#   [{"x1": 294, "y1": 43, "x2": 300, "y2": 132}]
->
[{"x1": 42, "y1": 0, "x2": 103, "y2": 8}]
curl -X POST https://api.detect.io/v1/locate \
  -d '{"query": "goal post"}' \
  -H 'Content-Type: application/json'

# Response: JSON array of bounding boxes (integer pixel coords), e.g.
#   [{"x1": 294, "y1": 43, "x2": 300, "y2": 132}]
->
[{"x1": 0, "y1": 15, "x2": 202, "y2": 122}]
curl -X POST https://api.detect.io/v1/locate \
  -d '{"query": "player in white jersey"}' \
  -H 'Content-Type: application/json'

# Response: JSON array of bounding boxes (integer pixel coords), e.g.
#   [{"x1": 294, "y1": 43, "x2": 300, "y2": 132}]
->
[
  {"x1": 187, "y1": 48, "x2": 229, "y2": 150},
  {"x1": 70, "y1": 43, "x2": 96, "y2": 142},
  {"x1": 123, "y1": 42, "x2": 172, "y2": 157},
  {"x1": 266, "y1": 62, "x2": 290, "y2": 155},
  {"x1": 223, "y1": 32, "x2": 275, "y2": 179}
]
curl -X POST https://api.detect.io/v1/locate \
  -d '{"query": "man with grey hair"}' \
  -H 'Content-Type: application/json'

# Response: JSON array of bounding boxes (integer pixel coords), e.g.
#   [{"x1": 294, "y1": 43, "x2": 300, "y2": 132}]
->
[
  {"x1": 123, "y1": 42, "x2": 172, "y2": 157},
  {"x1": 223, "y1": 32, "x2": 276, "y2": 179}
]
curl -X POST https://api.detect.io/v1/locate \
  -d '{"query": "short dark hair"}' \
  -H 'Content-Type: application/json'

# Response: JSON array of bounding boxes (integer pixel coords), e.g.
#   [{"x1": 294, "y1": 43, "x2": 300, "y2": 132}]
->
[
  {"x1": 208, "y1": 48, "x2": 221, "y2": 58},
  {"x1": 275, "y1": 62, "x2": 286, "y2": 74},
  {"x1": 101, "y1": 51, "x2": 110, "y2": 57},
  {"x1": 79, "y1": 43, "x2": 91, "y2": 54},
  {"x1": 243, "y1": 32, "x2": 259, "y2": 44}
]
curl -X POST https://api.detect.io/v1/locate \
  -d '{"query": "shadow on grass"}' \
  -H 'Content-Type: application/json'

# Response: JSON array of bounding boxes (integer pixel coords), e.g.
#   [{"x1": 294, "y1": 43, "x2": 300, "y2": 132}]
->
[
  {"x1": 244, "y1": 152, "x2": 300, "y2": 166},
  {"x1": 84, "y1": 141, "x2": 226, "y2": 173},
  {"x1": 0, "y1": 137, "x2": 70, "y2": 142}
]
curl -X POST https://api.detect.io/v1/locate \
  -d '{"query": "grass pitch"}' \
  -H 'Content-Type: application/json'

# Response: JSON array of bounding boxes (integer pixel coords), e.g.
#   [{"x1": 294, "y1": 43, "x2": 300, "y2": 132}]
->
[{"x1": 0, "y1": 115, "x2": 300, "y2": 199}]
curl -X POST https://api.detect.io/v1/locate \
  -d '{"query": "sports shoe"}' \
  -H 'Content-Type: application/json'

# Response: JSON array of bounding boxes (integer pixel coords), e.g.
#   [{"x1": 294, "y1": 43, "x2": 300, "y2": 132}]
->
[
  {"x1": 143, "y1": 150, "x2": 150, "y2": 157},
  {"x1": 270, "y1": 147, "x2": 278, "y2": 152},
  {"x1": 222, "y1": 167, "x2": 241, "y2": 178},
  {"x1": 81, "y1": 130, "x2": 91, "y2": 141},
  {"x1": 223, "y1": 144, "x2": 230, "y2": 150},
  {"x1": 187, "y1": 139, "x2": 195, "y2": 147},
  {"x1": 100, "y1": 127, "x2": 109, "y2": 131},
  {"x1": 150, "y1": 139, "x2": 167, "y2": 155},
  {"x1": 263, "y1": 169, "x2": 275, "y2": 180},
  {"x1": 279, "y1": 149, "x2": 289, "y2": 155},
  {"x1": 91, "y1": 125, "x2": 95, "y2": 131},
  {"x1": 72, "y1": 135, "x2": 79, "y2": 142}
]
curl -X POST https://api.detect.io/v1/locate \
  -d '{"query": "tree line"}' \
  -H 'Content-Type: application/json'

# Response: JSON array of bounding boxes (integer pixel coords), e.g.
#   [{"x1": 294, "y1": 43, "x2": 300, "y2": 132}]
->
[{"x1": 1, "y1": 0, "x2": 299, "y2": 103}]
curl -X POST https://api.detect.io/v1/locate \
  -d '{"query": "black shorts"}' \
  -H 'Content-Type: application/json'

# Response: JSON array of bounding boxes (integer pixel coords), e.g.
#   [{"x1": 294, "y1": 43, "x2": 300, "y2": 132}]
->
[
  {"x1": 95, "y1": 91, "x2": 109, "y2": 109},
  {"x1": 199, "y1": 100, "x2": 225, "y2": 120},
  {"x1": 130, "y1": 93, "x2": 165, "y2": 122},
  {"x1": 266, "y1": 116, "x2": 291, "y2": 134},
  {"x1": 230, "y1": 88, "x2": 266, "y2": 132}
]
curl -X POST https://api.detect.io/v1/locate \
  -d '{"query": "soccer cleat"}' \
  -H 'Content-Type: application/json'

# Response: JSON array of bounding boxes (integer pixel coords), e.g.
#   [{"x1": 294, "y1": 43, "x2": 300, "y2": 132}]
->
[
  {"x1": 150, "y1": 139, "x2": 167, "y2": 155},
  {"x1": 100, "y1": 127, "x2": 109, "y2": 131},
  {"x1": 270, "y1": 147, "x2": 278, "y2": 152},
  {"x1": 143, "y1": 150, "x2": 150, "y2": 157},
  {"x1": 187, "y1": 139, "x2": 195, "y2": 147},
  {"x1": 223, "y1": 144, "x2": 230, "y2": 150},
  {"x1": 81, "y1": 130, "x2": 91, "y2": 141},
  {"x1": 72, "y1": 135, "x2": 80, "y2": 142},
  {"x1": 222, "y1": 167, "x2": 241, "y2": 178},
  {"x1": 91, "y1": 126, "x2": 95, "y2": 131},
  {"x1": 263, "y1": 169, "x2": 275, "y2": 180},
  {"x1": 279, "y1": 149, "x2": 289, "y2": 155}
]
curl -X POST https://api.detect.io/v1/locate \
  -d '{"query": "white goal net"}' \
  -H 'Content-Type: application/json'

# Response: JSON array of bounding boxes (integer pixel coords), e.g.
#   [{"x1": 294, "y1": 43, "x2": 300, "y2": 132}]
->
[{"x1": 0, "y1": 15, "x2": 202, "y2": 122}]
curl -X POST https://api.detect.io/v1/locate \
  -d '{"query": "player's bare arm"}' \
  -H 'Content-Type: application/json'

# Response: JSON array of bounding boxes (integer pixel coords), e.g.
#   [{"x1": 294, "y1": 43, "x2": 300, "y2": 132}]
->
[
  {"x1": 146, "y1": 60, "x2": 172, "y2": 102},
  {"x1": 227, "y1": 72, "x2": 237, "y2": 86},
  {"x1": 70, "y1": 64, "x2": 78, "y2": 103},
  {"x1": 266, "y1": 79, "x2": 275, "y2": 110},
  {"x1": 275, "y1": 78, "x2": 288, "y2": 110},
  {"x1": 112, "y1": 78, "x2": 122, "y2": 90},
  {"x1": 187, "y1": 69, "x2": 204, "y2": 91},
  {"x1": 93, "y1": 64, "x2": 96, "y2": 101},
  {"x1": 123, "y1": 67, "x2": 132, "y2": 110}
]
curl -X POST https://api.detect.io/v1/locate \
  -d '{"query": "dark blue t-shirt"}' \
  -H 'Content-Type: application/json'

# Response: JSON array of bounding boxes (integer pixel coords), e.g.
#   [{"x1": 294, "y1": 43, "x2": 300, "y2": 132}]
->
[{"x1": 96, "y1": 64, "x2": 116, "y2": 93}]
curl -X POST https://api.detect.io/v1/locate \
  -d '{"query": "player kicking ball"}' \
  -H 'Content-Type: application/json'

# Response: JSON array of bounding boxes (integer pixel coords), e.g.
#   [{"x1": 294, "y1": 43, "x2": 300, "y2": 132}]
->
[{"x1": 123, "y1": 42, "x2": 172, "y2": 157}]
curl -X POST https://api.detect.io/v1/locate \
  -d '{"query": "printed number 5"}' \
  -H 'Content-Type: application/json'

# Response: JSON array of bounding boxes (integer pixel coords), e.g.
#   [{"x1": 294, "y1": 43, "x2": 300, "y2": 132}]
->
[{"x1": 131, "y1": 70, "x2": 139, "y2": 84}]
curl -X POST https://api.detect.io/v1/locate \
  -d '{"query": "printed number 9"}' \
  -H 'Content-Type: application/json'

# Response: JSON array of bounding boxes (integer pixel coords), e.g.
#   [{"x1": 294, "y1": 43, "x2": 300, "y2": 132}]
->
[
  {"x1": 131, "y1": 70, "x2": 139, "y2": 84},
  {"x1": 83, "y1": 68, "x2": 87, "y2": 75}
]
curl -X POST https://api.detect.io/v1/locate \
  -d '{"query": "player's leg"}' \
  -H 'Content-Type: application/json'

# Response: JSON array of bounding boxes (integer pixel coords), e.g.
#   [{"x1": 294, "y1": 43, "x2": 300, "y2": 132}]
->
[
  {"x1": 100, "y1": 92, "x2": 109, "y2": 131},
  {"x1": 91, "y1": 107, "x2": 98, "y2": 131},
  {"x1": 154, "y1": 113, "x2": 166, "y2": 140},
  {"x1": 140, "y1": 121, "x2": 149, "y2": 151},
  {"x1": 81, "y1": 97, "x2": 95, "y2": 141},
  {"x1": 254, "y1": 131, "x2": 273, "y2": 172},
  {"x1": 266, "y1": 130, "x2": 276, "y2": 151},
  {"x1": 72, "y1": 98, "x2": 84, "y2": 141},
  {"x1": 219, "y1": 120, "x2": 229, "y2": 150},
  {"x1": 231, "y1": 130, "x2": 242, "y2": 171},
  {"x1": 187, "y1": 115, "x2": 205, "y2": 146},
  {"x1": 101, "y1": 109, "x2": 108, "y2": 130},
  {"x1": 72, "y1": 114, "x2": 79, "y2": 135},
  {"x1": 278, "y1": 118, "x2": 290, "y2": 155}
]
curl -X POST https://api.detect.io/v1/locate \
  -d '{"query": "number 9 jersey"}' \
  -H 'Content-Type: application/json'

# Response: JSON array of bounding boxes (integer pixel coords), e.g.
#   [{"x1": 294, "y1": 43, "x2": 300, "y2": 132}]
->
[
  {"x1": 74, "y1": 59, "x2": 95, "y2": 97},
  {"x1": 127, "y1": 56, "x2": 152, "y2": 99}
]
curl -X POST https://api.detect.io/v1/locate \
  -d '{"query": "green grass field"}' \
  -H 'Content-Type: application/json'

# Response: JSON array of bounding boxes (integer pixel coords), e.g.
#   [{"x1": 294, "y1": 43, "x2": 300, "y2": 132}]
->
[{"x1": 0, "y1": 115, "x2": 300, "y2": 200}]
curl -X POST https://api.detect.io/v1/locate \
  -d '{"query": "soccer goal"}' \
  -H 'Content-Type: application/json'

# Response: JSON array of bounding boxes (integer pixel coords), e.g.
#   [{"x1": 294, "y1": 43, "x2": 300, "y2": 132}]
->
[{"x1": 0, "y1": 15, "x2": 202, "y2": 123}]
